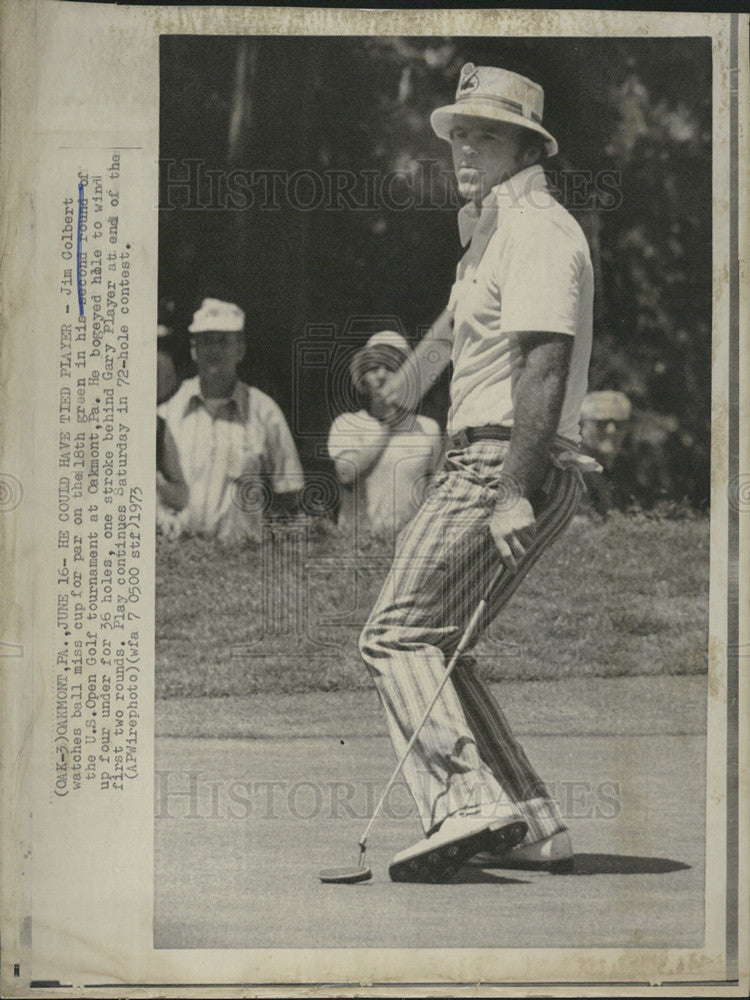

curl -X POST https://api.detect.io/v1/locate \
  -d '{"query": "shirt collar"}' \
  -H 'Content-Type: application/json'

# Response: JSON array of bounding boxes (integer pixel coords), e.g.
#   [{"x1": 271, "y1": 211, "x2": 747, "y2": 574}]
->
[
  {"x1": 457, "y1": 164, "x2": 549, "y2": 246},
  {"x1": 184, "y1": 377, "x2": 249, "y2": 421}
]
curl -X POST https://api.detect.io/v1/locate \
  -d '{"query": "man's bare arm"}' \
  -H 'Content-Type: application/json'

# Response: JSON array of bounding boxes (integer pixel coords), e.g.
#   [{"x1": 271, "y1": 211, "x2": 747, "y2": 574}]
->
[
  {"x1": 156, "y1": 423, "x2": 188, "y2": 511},
  {"x1": 490, "y1": 331, "x2": 572, "y2": 570},
  {"x1": 382, "y1": 307, "x2": 454, "y2": 411},
  {"x1": 333, "y1": 424, "x2": 391, "y2": 487},
  {"x1": 502, "y1": 331, "x2": 572, "y2": 496}
]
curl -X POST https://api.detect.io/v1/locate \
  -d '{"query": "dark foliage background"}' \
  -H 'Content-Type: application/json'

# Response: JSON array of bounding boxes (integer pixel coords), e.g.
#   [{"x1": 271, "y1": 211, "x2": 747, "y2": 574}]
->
[{"x1": 159, "y1": 35, "x2": 712, "y2": 508}]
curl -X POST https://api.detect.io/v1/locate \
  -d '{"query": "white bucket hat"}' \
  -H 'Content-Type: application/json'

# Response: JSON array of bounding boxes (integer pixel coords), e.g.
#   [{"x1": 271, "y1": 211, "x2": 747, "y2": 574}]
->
[
  {"x1": 189, "y1": 298, "x2": 245, "y2": 334},
  {"x1": 430, "y1": 63, "x2": 558, "y2": 158}
]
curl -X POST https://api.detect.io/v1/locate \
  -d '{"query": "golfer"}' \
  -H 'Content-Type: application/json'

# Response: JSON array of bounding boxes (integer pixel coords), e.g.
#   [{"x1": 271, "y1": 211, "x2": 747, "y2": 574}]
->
[{"x1": 359, "y1": 64, "x2": 595, "y2": 881}]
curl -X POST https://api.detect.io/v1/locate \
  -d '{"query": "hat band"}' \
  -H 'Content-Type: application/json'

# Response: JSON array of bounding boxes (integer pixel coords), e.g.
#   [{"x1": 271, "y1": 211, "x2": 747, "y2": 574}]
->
[{"x1": 456, "y1": 92, "x2": 542, "y2": 125}]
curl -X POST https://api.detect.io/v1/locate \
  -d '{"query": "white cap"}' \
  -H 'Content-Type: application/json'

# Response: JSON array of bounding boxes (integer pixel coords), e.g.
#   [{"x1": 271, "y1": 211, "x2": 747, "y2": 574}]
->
[
  {"x1": 581, "y1": 390, "x2": 632, "y2": 422},
  {"x1": 350, "y1": 330, "x2": 411, "y2": 388},
  {"x1": 189, "y1": 298, "x2": 245, "y2": 334},
  {"x1": 366, "y1": 330, "x2": 410, "y2": 354}
]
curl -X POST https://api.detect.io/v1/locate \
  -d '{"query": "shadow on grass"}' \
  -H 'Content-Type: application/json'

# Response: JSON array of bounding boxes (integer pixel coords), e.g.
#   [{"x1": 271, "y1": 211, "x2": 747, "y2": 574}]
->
[
  {"x1": 451, "y1": 870, "x2": 532, "y2": 885},
  {"x1": 467, "y1": 854, "x2": 691, "y2": 877},
  {"x1": 562, "y1": 853, "x2": 691, "y2": 875}
]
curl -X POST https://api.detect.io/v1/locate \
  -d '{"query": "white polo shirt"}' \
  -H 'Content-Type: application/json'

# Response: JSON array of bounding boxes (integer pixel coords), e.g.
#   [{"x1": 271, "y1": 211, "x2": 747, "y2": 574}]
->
[{"x1": 447, "y1": 164, "x2": 594, "y2": 443}]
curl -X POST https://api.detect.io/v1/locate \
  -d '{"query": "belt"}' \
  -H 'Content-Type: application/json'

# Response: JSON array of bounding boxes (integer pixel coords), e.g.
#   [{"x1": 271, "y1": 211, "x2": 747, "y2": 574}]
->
[
  {"x1": 448, "y1": 425, "x2": 583, "y2": 456},
  {"x1": 448, "y1": 425, "x2": 512, "y2": 449}
]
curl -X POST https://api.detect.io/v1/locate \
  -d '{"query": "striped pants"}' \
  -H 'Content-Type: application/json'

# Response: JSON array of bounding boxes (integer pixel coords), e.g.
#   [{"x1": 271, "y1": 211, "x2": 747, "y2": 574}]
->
[{"x1": 358, "y1": 439, "x2": 584, "y2": 843}]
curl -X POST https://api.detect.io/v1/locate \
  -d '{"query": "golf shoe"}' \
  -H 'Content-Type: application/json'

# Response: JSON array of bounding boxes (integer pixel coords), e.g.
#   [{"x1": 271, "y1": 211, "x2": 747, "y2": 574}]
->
[{"x1": 389, "y1": 806, "x2": 527, "y2": 883}]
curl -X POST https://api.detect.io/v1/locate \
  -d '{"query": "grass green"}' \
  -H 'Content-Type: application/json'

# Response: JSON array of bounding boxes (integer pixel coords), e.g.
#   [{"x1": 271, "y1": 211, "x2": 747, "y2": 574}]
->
[{"x1": 156, "y1": 512, "x2": 709, "y2": 698}]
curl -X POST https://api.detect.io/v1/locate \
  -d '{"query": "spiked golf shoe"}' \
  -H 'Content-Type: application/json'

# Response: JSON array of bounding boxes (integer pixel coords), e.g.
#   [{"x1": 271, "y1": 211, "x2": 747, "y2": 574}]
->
[{"x1": 389, "y1": 807, "x2": 527, "y2": 883}]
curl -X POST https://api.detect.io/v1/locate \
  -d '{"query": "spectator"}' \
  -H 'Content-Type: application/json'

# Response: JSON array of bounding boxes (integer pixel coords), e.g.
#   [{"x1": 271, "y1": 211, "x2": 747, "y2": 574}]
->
[
  {"x1": 580, "y1": 390, "x2": 631, "y2": 514},
  {"x1": 580, "y1": 390, "x2": 632, "y2": 470},
  {"x1": 156, "y1": 319, "x2": 187, "y2": 513},
  {"x1": 156, "y1": 419, "x2": 188, "y2": 516},
  {"x1": 157, "y1": 323, "x2": 179, "y2": 405},
  {"x1": 580, "y1": 391, "x2": 692, "y2": 511},
  {"x1": 157, "y1": 298, "x2": 303, "y2": 543},
  {"x1": 328, "y1": 331, "x2": 443, "y2": 539}
]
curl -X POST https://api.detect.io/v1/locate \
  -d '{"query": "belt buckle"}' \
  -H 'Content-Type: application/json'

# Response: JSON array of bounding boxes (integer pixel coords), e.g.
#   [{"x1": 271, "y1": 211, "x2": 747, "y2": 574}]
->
[{"x1": 452, "y1": 429, "x2": 470, "y2": 449}]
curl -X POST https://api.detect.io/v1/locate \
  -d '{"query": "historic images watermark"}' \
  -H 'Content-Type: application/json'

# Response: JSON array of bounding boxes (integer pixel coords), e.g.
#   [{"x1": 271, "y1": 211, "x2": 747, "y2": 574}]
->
[
  {"x1": 155, "y1": 770, "x2": 622, "y2": 823},
  {"x1": 160, "y1": 159, "x2": 622, "y2": 215}
]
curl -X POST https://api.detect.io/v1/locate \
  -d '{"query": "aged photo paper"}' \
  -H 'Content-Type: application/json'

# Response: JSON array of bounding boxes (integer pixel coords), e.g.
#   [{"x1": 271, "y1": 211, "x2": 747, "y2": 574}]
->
[{"x1": 1, "y1": 2, "x2": 747, "y2": 996}]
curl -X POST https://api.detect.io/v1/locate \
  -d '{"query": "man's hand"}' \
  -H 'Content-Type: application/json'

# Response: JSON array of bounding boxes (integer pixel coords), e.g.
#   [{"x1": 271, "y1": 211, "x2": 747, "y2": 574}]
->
[
  {"x1": 156, "y1": 468, "x2": 188, "y2": 512},
  {"x1": 375, "y1": 385, "x2": 414, "y2": 429},
  {"x1": 489, "y1": 496, "x2": 537, "y2": 572},
  {"x1": 379, "y1": 370, "x2": 416, "y2": 415},
  {"x1": 380, "y1": 308, "x2": 455, "y2": 412}
]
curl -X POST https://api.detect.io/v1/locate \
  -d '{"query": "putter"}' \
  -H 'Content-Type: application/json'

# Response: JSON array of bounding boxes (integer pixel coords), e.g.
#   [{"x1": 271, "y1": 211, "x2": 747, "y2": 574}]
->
[{"x1": 318, "y1": 563, "x2": 505, "y2": 884}]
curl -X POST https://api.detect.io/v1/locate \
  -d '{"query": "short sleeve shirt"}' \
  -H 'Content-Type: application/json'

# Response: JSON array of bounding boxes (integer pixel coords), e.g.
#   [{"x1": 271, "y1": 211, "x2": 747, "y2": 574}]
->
[
  {"x1": 157, "y1": 377, "x2": 303, "y2": 542},
  {"x1": 447, "y1": 164, "x2": 594, "y2": 442},
  {"x1": 328, "y1": 410, "x2": 443, "y2": 537}
]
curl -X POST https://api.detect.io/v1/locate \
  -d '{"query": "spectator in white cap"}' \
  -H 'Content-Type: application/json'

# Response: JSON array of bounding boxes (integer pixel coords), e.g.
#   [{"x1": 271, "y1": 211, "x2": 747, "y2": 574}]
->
[
  {"x1": 157, "y1": 297, "x2": 303, "y2": 543},
  {"x1": 578, "y1": 390, "x2": 631, "y2": 515},
  {"x1": 580, "y1": 390, "x2": 633, "y2": 471},
  {"x1": 327, "y1": 330, "x2": 443, "y2": 539}
]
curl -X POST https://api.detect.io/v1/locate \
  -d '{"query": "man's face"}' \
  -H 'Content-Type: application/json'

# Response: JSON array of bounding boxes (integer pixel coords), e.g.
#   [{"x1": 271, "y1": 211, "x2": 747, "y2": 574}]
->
[
  {"x1": 360, "y1": 365, "x2": 398, "y2": 422},
  {"x1": 190, "y1": 331, "x2": 245, "y2": 383},
  {"x1": 581, "y1": 418, "x2": 630, "y2": 472},
  {"x1": 450, "y1": 117, "x2": 529, "y2": 204}
]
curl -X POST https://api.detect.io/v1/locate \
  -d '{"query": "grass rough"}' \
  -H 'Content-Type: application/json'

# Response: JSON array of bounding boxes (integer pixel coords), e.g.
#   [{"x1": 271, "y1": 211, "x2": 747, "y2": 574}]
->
[{"x1": 156, "y1": 512, "x2": 709, "y2": 698}]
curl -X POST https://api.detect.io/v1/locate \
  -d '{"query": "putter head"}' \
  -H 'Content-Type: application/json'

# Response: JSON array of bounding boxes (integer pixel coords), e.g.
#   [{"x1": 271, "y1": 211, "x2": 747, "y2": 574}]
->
[{"x1": 318, "y1": 866, "x2": 372, "y2": 885}]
